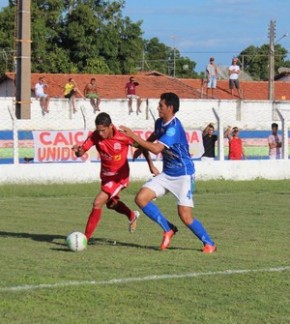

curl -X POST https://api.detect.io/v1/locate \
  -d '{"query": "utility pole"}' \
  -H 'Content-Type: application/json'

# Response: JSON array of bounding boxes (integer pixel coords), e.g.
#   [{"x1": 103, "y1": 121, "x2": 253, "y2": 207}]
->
[
  {"x1": 15, "y1": 0, "x2": 31, "y2": 119},
  {"x1": 268, "y1": 20, "x2": 276, "y2": 101},
  {"x1": 170, "y1": 35, "x2": 176, "y2": 78}
]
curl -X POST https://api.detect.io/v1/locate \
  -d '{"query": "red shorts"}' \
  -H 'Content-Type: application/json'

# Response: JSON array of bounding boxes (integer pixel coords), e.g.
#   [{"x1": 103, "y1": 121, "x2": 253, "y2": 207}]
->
[{"x1": 101, "y1": 176, "x2": 129, "y2": 200}]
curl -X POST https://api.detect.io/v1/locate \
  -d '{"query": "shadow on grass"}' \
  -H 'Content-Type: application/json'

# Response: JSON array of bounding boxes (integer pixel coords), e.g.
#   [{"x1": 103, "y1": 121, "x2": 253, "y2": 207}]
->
[
  {"x1": 90, "y1": 237, "x2": 194, "y2": 251},
  {"x1": 0, "y1": 231, "x2": 194, "y2": 252},
  {"x1": 0, "y1": 230, "x2": 66, "y2": 245}
]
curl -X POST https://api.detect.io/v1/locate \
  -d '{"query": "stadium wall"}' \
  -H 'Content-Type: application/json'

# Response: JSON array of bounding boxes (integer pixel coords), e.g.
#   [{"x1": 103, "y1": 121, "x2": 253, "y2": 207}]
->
[
  {"x1": 1, "y1": 97, "x2": 290, "y2": 130},
  {"x1": 1, "y1": 97, "x2": 290, "y2": 183},
  {"x1": 1, "y1": 160, "x2": 290, "y2": 184}
]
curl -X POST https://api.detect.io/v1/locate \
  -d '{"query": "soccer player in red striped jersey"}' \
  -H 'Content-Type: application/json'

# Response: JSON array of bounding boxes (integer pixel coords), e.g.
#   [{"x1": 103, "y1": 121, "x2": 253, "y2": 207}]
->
[{"x1": 72, "y1": 112, "x2": 156, "y2": 241}]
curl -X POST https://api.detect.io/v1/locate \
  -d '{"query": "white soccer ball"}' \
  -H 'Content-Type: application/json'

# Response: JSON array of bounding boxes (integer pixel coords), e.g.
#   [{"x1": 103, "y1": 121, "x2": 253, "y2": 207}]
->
[{"x1": 66, "y1": 232, "x2": 87, "y2": 252}]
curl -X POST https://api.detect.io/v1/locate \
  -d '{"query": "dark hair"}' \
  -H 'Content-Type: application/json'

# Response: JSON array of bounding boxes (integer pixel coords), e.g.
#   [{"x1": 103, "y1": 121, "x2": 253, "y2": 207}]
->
[
  {"x1": 271, "y1": 123, "x2": 278, "y2": 128},
  {"x1": 129, "y1": 76, "x2": 134, "y2": 81},
  {"x1": 91, "y1": 78, "x2": 96, "y2": 82},
  {"x1": 95, "y1": 112, "x2": 112, "y2": 126},
  {"x1": 160, "y1": 92, "x2": 180, "y2": 113}
]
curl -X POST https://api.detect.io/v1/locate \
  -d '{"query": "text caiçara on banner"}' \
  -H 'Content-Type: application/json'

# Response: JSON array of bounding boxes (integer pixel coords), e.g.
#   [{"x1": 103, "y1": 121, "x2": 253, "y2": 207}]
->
[{"x1": 32, "y1": 129, "x2": 204, "y2": 163}]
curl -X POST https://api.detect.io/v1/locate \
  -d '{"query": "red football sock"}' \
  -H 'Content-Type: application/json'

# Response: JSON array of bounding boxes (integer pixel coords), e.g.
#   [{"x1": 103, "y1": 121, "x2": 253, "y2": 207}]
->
[
  {"x1": 84, "y1": 208, "x2": 102, "y2": 239},
  {"x1": 114, "y1": 201, "x2": 133, "y2": 220}
]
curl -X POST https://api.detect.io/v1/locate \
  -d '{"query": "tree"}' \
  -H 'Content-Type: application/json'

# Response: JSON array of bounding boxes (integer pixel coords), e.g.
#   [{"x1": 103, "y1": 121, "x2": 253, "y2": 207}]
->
[
  {"x1": 0, "y1": 0, "x2": 198, "y2": 76},
  {"x1": 0, "y1": 4, "x2": 16, "y2": 75},
  {"x1": 239, "y1": 44, "x2": 289, "y2": 80},
  {"x1": 141, "y1": 37, "x2": 198, "y2": 78}
]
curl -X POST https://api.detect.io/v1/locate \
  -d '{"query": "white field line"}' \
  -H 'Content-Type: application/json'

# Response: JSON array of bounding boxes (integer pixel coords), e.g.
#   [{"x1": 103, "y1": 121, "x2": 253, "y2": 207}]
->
[{"x1": 1, "y1": 265, "x2": 290, "y2": 293}]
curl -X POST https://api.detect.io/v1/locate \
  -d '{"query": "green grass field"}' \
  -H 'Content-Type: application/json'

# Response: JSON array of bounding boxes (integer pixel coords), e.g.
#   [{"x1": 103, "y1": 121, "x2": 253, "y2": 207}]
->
[{"x1": 0, "y1": 180, "x2": 290, "y2": 323}]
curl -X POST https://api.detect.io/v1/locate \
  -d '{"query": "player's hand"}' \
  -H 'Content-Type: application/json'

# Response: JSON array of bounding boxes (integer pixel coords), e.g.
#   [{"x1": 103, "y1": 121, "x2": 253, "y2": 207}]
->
[
  {"x1": 150, "y1": 165, "x2": 160, "y2": 176},
  {"x1": 119, "y1": 125, "x2": 133, "y2": 137},
  {"x1": 72, "y1": 145, "x2": 83, "y2": 157}
]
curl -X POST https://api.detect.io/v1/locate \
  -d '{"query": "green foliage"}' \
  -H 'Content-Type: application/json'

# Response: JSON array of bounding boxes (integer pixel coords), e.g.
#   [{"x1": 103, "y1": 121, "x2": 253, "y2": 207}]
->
[
  {"x1": 239, "y1": 44, "x2": 289, "y2": 80},
  {"x1": 0, "y1": 180, "x2": 290, "y2": 323},
  {"x1": 0, "y1": 0, "x2": 198, "y2": 76}
]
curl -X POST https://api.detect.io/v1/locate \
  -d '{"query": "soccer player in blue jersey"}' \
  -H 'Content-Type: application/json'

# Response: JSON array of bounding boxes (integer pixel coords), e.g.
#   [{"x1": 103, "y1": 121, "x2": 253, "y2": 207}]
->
[{"x1": 120, "y1": 92, "x2": 216, "y2": 253}]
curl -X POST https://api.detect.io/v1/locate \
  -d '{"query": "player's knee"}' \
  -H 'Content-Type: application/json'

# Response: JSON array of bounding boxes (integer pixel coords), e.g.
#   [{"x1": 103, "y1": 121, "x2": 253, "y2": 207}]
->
[
  {"x1": 135, "y1": 194, "x2": 147, "y2": 208},
  {"x1": 106, "y1": 197, "x2": 118, "y2": 209},
  {"x1": 93, "y1": 200, "x2": 102, "y2": 209}
]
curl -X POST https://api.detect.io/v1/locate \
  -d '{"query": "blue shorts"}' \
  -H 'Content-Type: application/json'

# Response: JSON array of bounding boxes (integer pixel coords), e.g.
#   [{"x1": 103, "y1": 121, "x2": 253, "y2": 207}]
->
[{"x1": 207, "y1": 76, "x2": 217, "y2": 89}]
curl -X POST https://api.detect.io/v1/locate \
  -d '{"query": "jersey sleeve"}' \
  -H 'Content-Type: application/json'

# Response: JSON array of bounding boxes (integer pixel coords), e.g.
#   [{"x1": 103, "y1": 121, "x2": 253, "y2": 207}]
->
[
  {"x1": 158, "y1": 126, "x2": 179, "y2": 148},
  {"x1": 81, "y1": 131, "x2": 95, "y2": 152}
]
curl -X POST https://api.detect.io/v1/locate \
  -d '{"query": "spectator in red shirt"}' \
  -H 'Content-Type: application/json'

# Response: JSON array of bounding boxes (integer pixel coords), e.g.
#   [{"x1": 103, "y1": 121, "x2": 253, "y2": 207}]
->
[
  {"x1": 72, "y1": 112, "x2": 157, "y2": 242},
  {"x1": 224, "y1": 126, "x2": 246, "y2": 160},
  {"x1": 125, "y1": 76, "x2": 142, "y2": 115}
]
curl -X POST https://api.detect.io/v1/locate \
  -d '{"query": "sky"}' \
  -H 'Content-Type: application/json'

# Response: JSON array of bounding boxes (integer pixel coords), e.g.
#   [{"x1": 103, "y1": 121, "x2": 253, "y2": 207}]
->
[{"x1": 1, "y1": 0, "x2": 289, "y2": 73}]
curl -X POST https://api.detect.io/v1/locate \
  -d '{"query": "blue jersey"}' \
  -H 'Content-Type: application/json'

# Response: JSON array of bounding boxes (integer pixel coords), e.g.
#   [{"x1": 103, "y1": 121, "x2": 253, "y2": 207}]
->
[{"x1": 154, "y1": 117, "x2": 195, "y2": 176}]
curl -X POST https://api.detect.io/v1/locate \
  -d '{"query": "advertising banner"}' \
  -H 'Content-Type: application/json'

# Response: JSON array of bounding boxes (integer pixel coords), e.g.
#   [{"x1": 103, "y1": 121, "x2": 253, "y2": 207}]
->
[{"x1": 32, "y1": 129, "x2": 204, "y2": 163}]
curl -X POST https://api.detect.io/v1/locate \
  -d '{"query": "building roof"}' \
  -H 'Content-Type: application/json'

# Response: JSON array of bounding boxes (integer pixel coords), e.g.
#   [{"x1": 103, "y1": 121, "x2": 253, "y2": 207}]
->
[{"x1": 2, "y1": 71, "x2": 290, "y2": 100}]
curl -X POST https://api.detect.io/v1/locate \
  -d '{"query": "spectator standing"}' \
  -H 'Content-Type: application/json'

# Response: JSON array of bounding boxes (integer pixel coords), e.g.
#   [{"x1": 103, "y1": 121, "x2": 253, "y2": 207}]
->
[
  {"x1": 228, "y1": 58, "x2": 242, "y2": 99},
  {"x1": 268, "y1": 123, "x2": 282, "y2": 159},
  {"x1": 34, "y1": 77, "x2": 50, "y2": 114},
  {"x1": 206, "y1": 57, "x2": 218, "y2": 98},
  {"x1": 125, "y1": 76, "x2": 142, "y2": 115},
  {"x1": 224, "y1": 126, "x2": 246, "y2": 160},
  {"x1": 64, "y1": 78, "x2": 84, "y2": 113},
  {"x1": 84, "y1": 78, "x2": 101, "y2": 113},
  {"x1": 120, "y1": 92, "x2": 216, "y2": 253},
  {"x1": 201, "y1": 123, "x2": 218, "y2": 161}
]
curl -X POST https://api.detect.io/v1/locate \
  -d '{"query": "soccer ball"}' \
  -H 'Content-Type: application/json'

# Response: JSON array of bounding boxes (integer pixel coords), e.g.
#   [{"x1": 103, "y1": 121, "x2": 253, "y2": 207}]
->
[{"x1": 66, "y1": 232, "x2": 87, "y2": 252}]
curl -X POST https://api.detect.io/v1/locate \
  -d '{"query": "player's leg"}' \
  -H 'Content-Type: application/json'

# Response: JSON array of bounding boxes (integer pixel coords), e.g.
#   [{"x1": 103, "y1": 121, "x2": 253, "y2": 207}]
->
[
  {"x1": 106, "y1": 196, "x2": 139, "y2": 233},
  {"x1": 178, "y1": 205, "x2": 216, "y2": 253},
  {"x1": 136, "y1": 175, "x2": 178, "y2": 249},
  {"x1": 84, "y1": 190, "x2": 108, "y2": 240},
  {"x1": 104, "y1": 180, "x2": 139, "y2": 232},
  {"x1": 175, "y1": 175, "x2": 216, "y2": 253}
]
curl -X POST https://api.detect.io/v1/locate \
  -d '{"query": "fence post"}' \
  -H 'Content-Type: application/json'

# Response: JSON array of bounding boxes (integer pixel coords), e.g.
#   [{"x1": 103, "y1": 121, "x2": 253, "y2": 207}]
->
[
  {"x1": 8, "y1": 106, "x2": 19, "y2": 165},
  {"x1": 212, "y1": 107, "x2": 224, "y2": 161},
  {"x1": 276, "y1": 108, "x2": 289, "y2": 160}
]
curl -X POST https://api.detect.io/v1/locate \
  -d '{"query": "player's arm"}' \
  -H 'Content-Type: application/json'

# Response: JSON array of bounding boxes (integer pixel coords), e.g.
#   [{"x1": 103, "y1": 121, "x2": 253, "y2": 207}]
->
[
  {"x1": 132, "y1": 132, "x2": 157, "y2": 160},
  {"x1": 120, "y1": 125, "x2": 164, "y2": 155},
  {"x1": 141, "y1": 148, "x2": 160, "y2": 176}
]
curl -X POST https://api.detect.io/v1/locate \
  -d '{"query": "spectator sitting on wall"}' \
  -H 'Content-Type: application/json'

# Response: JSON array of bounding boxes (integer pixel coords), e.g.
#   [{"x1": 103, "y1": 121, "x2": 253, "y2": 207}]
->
[
  {"x1": 64, "y1": 78, "x2": 84, "y2": 113},
  {"x1": 34, "y1": 77, "x2": 50, "y2": 114},
  {"x1": 84, "y1": 78, "x2": 101, "y2": 113}
]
